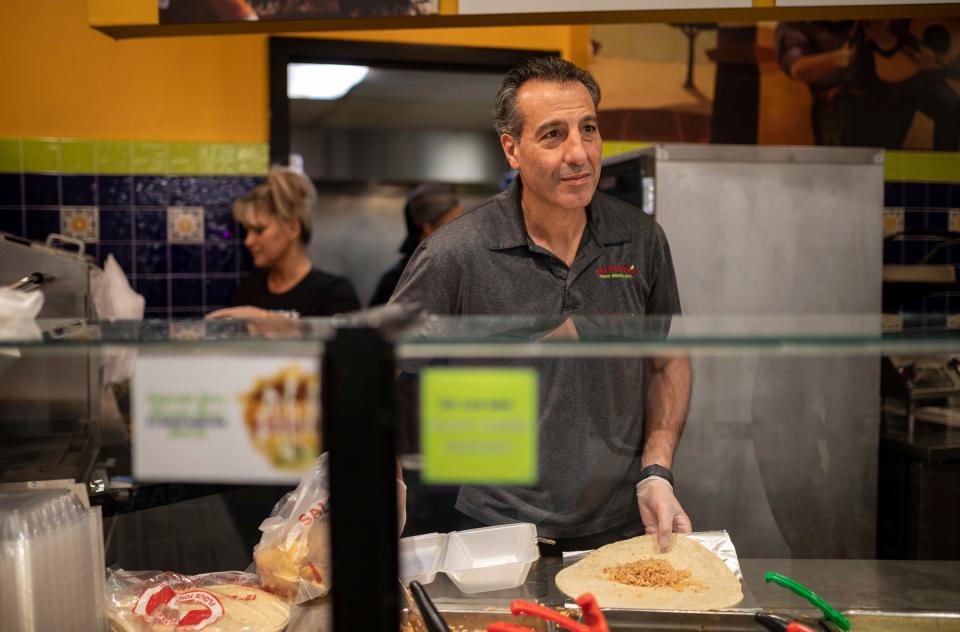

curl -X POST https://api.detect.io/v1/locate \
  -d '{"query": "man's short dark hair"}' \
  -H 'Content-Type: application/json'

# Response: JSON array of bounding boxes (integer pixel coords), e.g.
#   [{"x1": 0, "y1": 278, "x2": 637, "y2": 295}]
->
[{"x1": 493, "y1": 57, "x2": 601, "y2": 138}]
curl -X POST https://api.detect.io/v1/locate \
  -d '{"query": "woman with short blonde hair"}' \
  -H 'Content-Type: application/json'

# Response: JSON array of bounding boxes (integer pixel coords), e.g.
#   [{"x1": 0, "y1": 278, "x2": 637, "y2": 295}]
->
[{"x1": 207, "y1": 167, "x2": 360, "y2": 320}]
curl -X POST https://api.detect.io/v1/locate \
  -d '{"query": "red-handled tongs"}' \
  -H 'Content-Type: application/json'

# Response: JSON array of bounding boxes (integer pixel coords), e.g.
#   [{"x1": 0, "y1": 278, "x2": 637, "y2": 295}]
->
[{"x1": 486, "y1": 593, "x2": 609, "y2": 632}]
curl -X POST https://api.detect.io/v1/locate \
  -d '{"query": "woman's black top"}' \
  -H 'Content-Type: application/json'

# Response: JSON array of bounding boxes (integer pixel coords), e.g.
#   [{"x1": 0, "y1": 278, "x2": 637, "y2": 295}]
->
[{"x1": 232, "y1": 268, "x2": 361, "y2": 316}]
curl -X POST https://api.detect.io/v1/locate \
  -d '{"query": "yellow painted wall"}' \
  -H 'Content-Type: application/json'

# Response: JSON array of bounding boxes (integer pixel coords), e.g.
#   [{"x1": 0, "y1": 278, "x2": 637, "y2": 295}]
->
[{"x1": 0, "y1": 0, "x2": 586, "y2": 143}]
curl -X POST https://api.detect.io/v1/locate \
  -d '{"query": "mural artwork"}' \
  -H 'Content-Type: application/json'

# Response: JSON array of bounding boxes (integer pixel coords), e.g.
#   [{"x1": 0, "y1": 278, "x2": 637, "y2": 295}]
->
[
  {"x1": 159, "y1": 0, "x2": 438, "y2": 23},
  {"x1": 591, "y1": 19, "x2": 960, "y2": 151}
]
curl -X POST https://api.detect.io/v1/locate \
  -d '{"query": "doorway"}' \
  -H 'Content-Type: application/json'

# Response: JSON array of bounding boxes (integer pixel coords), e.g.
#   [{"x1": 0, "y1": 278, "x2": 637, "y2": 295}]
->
[{"x1": 269, "y1": 37, "x2": 553, "y2": 303}]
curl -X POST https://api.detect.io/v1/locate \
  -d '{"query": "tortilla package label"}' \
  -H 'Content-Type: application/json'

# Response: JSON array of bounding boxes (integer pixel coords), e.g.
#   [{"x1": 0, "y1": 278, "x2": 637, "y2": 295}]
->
[{"x1": 106, "y1": 570, "x2": 290, "y2": 632}]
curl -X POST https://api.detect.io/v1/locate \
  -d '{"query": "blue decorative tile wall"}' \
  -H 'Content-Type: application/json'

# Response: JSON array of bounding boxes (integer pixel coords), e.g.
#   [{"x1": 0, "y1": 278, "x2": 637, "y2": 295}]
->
[
  {"x1": 0, "y1": 174, "x2": 22, "y2": 205},
  {"x1": 25, "y1": 209, "x2": 60, "y2": 240},
  {"x1": 204, "y1": 241, "x2": 237, "y2": 273},
  {"x1": 98, "y1": 175, "x2": 133, "y2": 206},
  {"x1": 171, "y1": 278, "x2": 203, "y2": 307},
  {"x1": 135, "y1": 208, "x2": 167, "y2": 241},
  {"x1": 101, "y1": 209, "x2": 133, "y2": 241},
  {"x1": 136, "y1": 242, "x2": 168, "y2": 275},
  {"x1": 136, "y1": 278, "x2": 168, "y2": 308},
  {"x1": 62, "y1": 176, "x2": 97, "y2": 205},
  {"x1": 883, "y1": 182, "x2": 960, "y2": 323},
  {"x1": 1, "y1": 171, "x2": 259, "y2": 319},
  {"x1": 169, "y1": 176, "x2": 204, "y2": 206},
  {"x1": 204, "y1": 206, "x2": 237, "y2": 241},
  {"x1": 170, "y1": 245, "x2": 202, "y2": 274},
  {"x1": 205, "y1": 277, "x2": 239, "y2": 309},
  {"x1": 0, "y1": 209, "x2": 23, "y2": 235},
  {"x1": 25, "y1": 175, "x2": 59, "y2": 205},
  {"x1": 99, "y1": 244, "x2": 133, "y2": 271},
  {"x1": 134, "y1": 176, "x2": 168, "y2": 206}
]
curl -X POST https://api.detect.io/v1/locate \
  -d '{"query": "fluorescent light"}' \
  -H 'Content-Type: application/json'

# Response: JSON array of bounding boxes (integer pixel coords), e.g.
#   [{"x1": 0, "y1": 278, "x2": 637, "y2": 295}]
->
[{"x1": 287, "y1": 63, "x2": 369, "y2": 100}]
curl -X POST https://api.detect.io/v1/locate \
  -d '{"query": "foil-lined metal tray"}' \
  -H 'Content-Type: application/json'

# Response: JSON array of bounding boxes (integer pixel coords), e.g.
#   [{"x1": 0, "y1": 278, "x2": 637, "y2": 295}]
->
[{"x1": 560, "y1": 530, "x2": 758, "y2": 611}]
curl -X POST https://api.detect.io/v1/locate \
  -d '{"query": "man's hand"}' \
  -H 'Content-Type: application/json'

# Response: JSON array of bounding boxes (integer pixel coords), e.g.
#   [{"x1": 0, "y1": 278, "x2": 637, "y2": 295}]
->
[{"x1": 636, "y1": 477, "x2": 692, "y2": 552}]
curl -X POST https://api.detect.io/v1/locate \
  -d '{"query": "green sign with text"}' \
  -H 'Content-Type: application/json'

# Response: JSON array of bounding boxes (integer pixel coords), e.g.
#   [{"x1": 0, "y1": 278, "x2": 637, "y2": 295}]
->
[{"x1": 421, "y1": 368, "x2": 538, "y2": 485}]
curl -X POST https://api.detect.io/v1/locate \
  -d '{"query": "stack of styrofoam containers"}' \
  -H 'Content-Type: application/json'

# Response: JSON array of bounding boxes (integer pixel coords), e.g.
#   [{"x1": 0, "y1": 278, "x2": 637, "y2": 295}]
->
[
  {"x1": 0, "y1": 489, "x2": 106, "y2": 631},
  {"x1": 399, "y1": 523, "x2": 539, "y2": 594}
]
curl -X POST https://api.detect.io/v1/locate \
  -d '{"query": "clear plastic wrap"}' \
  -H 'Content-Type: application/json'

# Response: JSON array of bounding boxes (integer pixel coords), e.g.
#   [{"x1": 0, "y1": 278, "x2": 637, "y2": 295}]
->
[
  {"x1": 253, "y1": 453, "x2": 332, "y2": 604},
  {"x1": 105, "y1": 569, "x2": 291, "y2": 631}
]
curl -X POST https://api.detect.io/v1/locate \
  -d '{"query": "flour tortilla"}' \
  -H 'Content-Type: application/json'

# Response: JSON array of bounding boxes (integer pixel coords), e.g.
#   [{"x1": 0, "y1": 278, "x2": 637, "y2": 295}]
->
[
  {"x1": 555, "y1": 534, "x2": 743, "y2": 610},
  {"x1": 107, "y1": 582, "x2": 291, "y2": 632}
]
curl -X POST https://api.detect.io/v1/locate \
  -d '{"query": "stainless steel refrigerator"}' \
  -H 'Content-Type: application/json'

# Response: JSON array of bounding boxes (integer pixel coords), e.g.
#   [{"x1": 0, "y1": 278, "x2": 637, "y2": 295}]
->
[{"x1": 601, "y1": 144, "x2": 884, "y2": 558}]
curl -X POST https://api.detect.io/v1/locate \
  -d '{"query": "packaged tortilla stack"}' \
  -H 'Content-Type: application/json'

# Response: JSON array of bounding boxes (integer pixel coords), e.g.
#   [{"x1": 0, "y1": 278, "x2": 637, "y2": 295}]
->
[{"x1": 106, "y1": 570, "x2": 290, "y2": 631}]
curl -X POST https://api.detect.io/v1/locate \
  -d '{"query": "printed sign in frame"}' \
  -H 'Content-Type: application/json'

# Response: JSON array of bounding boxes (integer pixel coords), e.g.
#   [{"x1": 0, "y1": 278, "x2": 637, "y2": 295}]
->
[
  {"x1": 420, "y1": 367, "x2": 539, "y2": 485},
  {"x1": 132, "y1": 354, "x2": 320, "y2": 483}
]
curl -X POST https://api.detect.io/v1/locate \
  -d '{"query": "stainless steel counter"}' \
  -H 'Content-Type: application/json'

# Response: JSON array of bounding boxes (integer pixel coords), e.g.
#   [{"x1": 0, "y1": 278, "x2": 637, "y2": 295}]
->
[
  {"x1": 421, "y1": 557, "x2": 960, "y2": 615},
  {"x1": 288, "y1": 558, "x2": 960, "y2": 631}
]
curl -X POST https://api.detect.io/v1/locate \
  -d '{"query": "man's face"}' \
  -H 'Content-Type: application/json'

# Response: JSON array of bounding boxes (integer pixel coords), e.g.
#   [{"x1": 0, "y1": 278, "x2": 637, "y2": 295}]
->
[{"x1": 500, "y1": 80, "x2": 601, "y2": 213}]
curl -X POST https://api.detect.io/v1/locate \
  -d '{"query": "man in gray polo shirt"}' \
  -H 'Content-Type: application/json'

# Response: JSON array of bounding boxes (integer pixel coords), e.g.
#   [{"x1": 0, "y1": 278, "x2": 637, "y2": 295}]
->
[{"x1": 390, "y1": 57, "x2": 692, "y2": 552}]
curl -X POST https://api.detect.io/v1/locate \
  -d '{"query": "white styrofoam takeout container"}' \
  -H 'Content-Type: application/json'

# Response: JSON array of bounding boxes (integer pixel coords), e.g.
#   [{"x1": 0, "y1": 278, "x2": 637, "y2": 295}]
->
[
  {"x1": 398, "y1": 532, "x2": 446, "y2": 585},
  {"x1": 399, "y1": 523, "x2": 539, "y2": 594}
]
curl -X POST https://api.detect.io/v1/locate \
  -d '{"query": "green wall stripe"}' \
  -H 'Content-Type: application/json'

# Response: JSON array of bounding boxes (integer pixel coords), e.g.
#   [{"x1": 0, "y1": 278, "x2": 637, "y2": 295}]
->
[
  {"x1": 0, "y1": 138, "x2": 268, "y2": 175},
  {"x1": 0, "y1": 139, "x2": 22, "y2": 171},
  {"x1": 61, "y1": 140, "x2": 96, "y2": 173},
  {"x1": 23, "y1": 138, "x2": 61, "y2": 172},
  {"x1": 885, "y1": 151, "x2": 960, "y2": 183},
  {"x1": 602, "y1": 141, "x2": 651, "y2": 159},
  {"x1": 3, "y1": 138, "x2": 957, "y2": 182}
]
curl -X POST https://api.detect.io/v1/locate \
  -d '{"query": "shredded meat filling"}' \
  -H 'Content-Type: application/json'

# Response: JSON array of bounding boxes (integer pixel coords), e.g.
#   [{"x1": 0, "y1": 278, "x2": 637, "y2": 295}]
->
[{"x1": 603, "y1": 558, "x2": 706, "y2": 592}]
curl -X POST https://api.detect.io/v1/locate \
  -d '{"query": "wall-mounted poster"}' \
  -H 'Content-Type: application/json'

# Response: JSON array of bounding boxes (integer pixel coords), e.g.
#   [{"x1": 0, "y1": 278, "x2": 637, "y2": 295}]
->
[
  {"x1": 593, "y1": 18, "x2": 960, "y2": 151},
  {"x1": 159, "y1": 0, "x2": 438, "y2": 23}
]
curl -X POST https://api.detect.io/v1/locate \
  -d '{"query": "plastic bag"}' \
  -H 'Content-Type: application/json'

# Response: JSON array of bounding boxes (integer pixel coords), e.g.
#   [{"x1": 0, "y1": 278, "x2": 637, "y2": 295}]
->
[
  {"x1": 254, "y1": 453, "x2": 332, "y2": 604},
  {"x1": 91, "y1": 254, "x2": 145, "y2": 322},
  {"x1": 105, "y1": 569, "x2": 291, "y2": 631},
  {"x1": 90, "y1": 254, "x2": 145, "y2": 385},
  {"x1": 0, "y1": 287, "x2": 43, "y2": 356},
  {"x1": 253, "y1": 453, "x2": 408, "y2": 605}
]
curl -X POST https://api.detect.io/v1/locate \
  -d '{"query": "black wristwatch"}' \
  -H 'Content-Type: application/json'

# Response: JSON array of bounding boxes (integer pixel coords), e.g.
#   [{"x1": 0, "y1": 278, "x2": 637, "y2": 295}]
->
[{"x1": 638, "y1": 464, "x2": 675, "y2": 488}]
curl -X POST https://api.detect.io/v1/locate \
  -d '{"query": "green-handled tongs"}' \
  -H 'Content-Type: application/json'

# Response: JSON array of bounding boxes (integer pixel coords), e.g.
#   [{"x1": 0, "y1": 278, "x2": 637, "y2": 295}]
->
[{"x1": 764, "y1": 572, "x2": 852, "y2": 631}]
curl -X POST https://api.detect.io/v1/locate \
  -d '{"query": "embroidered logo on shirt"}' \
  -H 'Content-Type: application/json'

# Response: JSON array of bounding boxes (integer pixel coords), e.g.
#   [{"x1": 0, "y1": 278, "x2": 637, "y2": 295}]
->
[{"x1": 596, "y1": 264, "x2": 638, "y2": 279}]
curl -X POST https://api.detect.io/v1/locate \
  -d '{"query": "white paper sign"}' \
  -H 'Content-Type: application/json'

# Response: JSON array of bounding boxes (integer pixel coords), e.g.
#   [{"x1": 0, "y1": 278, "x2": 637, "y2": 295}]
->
[{"x1": 132, "y1": 355, "x2": 320, "y2": 483}]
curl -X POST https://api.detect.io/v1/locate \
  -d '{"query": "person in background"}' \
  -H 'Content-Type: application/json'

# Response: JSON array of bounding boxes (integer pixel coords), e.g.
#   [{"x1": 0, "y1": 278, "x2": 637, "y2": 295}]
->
[
  {"x1": 207, "y1": 166, "x2": 361, "y2": 320},
  {"x1": 205, "y1": 167, "x2": 360, "y2": 558},
  {"x1": 368, "y1": 183, "x2": 464, "y2": 306}
]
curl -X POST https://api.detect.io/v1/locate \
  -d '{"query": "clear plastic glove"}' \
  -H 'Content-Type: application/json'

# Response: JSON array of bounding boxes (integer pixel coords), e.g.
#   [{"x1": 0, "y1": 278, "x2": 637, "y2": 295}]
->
[
  {"x1": 397, "y1": 478, "x2": 407, "y2": 535},
  {"x1": 636, "y1": 476, "x2": 692, "y2": 552}
]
